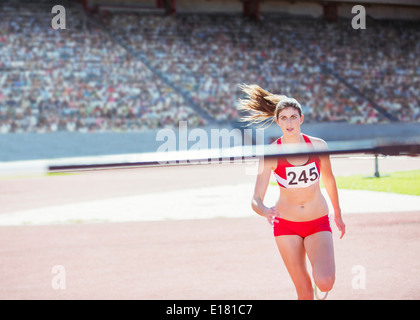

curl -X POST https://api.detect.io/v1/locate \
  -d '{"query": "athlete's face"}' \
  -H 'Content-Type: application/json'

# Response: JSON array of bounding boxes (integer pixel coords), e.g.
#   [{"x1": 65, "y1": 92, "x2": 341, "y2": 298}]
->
[{"x1": 275, "y1": 107, "x2": 304, "y2": 135}]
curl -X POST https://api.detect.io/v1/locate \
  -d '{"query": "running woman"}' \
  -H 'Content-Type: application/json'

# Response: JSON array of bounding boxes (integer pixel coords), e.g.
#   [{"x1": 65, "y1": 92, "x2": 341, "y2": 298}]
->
[{"x1": 239, "y1": 84, "x2": 346, "y2": 300}]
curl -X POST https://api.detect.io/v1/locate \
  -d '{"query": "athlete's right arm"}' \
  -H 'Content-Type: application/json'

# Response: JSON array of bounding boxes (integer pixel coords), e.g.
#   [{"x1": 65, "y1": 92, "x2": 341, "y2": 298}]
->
[{"x1": 251, "y1": 157, "x2": 280, "y2": 223}]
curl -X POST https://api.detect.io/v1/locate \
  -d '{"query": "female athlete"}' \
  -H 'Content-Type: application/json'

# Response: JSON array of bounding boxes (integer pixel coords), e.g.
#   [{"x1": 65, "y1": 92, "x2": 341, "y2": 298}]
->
[{"x1": 239, "y1": 84, "x2": 346, "y2": 300}]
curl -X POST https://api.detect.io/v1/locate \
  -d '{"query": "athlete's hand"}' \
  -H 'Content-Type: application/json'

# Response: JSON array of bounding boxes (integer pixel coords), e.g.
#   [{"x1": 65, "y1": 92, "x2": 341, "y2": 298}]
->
[
  {"x1": 334, "y1": 215, "x2": 346, "y2": 239},
  {"x1": 263, "y1": 206, "x2": 281, "y2": 226}
]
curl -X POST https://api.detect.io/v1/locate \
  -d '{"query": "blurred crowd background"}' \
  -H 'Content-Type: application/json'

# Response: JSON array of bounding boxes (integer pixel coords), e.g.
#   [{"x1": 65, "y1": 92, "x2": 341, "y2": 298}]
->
[{"x1": 0, "y1": 0, "x2": 419, "y2": 134}]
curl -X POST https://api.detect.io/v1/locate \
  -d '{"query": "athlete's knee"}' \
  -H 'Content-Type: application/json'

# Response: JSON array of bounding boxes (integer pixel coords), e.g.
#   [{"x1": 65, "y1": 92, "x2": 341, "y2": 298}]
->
[{"x1": 314, "y1": 273, "x2": 335, "y2": 292}]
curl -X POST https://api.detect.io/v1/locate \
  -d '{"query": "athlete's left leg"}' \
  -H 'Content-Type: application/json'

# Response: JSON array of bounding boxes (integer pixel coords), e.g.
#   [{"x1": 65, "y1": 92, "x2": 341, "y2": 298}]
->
[{"x1": 303, "y1": 231, "x2": 335, "y2": 293}]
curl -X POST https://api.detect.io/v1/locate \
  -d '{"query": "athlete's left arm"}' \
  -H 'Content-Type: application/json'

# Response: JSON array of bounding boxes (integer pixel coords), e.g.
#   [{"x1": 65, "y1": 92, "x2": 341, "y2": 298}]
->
[{"x1": 313, "y1": 138, "x2": 346, "y2": 238}]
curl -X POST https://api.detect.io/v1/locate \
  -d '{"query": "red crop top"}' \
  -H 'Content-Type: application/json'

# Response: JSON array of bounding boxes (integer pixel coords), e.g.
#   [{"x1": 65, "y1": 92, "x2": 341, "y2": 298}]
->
[{"x1": 273, "y1": 134, "x2": 321, "y2": 189}]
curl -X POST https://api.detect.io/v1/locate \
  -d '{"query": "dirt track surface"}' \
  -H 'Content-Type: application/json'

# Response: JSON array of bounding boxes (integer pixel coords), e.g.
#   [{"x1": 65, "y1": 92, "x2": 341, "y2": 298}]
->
[
  {"x1": 1, "y1": 156, "x2": 420, "y2": 300},
  {"x1": 0, "y1": 212, "x2": 419, "y2": 300}
]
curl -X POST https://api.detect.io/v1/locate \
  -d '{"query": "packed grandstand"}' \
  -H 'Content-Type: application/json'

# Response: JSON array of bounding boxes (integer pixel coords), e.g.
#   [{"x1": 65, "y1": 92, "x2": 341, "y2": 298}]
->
[{"x1": 0, "y1": 0, "x2": 419, "y2": 133}]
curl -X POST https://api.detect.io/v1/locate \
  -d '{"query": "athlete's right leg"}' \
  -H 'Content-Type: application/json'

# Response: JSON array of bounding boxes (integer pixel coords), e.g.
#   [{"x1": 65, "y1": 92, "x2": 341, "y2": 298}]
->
[{"x1": 275, "y1": 235, "x2": 313, "y2": 300}]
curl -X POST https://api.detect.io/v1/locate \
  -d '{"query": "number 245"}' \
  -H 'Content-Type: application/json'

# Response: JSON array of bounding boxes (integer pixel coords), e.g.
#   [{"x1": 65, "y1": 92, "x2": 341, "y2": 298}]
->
[{"x1": 288, "y1": 167, "x2": 318, "y2": 185}]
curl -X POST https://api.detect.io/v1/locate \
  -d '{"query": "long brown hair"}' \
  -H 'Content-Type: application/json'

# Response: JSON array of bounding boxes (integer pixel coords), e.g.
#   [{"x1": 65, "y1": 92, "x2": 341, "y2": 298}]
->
[{"x1": 238, "y1": 84, "x2": 302, "y2": 127}]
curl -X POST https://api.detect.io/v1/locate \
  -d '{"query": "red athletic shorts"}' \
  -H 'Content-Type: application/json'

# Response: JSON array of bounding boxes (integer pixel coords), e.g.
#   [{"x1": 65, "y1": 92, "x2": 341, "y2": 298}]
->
[{"x1": 273, "y1": 215, "x2": 332, "y2": 238}]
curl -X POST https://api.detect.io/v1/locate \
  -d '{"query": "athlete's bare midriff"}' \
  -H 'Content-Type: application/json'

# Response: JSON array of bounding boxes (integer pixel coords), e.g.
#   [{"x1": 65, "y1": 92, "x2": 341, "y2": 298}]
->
[{"x1": 274, "y1": 183, "x2": 329, "y2": 222}]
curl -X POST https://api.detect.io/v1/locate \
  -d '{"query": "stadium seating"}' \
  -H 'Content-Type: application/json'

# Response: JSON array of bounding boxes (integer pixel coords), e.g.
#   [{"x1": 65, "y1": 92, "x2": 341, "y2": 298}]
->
[
  {"x1": 0, "y1": 1, "x2": 418, "y2": 133},
  {"x1": 0, "y1": 1, "x2": 204, "y2": 133}
]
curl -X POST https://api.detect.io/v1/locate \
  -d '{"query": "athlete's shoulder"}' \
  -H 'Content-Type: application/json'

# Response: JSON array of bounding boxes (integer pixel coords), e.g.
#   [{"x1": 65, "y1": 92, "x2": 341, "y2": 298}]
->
[{"x1": 303, "y1": 134, "x2": 328, "y2": 149}]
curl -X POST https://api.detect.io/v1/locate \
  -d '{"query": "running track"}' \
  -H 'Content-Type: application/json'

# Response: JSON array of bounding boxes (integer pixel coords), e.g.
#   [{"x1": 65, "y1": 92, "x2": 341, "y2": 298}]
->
[{"x1": 1, "y1": 156, "x2": 419, "y2": 299}]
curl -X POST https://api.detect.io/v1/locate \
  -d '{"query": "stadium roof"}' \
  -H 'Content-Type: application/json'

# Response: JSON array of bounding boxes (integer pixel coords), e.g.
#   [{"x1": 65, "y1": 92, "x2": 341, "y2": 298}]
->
[{"x1": 283, "y1": 0, "x2": 420, "y2": 7}]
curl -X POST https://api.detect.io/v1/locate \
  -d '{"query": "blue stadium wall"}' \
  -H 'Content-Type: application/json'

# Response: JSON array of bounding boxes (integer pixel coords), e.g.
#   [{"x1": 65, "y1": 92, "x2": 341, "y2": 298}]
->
[{"x1": 1, "y1": 122, "x2": 419, "y2": 162}]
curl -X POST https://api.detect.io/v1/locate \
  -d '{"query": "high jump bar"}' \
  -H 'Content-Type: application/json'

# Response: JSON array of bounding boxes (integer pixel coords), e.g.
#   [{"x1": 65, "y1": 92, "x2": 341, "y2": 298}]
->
[{"x1": 48, "y1": 137, "x2": 420, "y2": 172}]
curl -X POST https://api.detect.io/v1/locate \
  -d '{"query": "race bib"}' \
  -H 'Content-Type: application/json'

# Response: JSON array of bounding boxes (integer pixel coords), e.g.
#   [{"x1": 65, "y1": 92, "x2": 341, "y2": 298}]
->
[{"x1": 285, "y1": 162, "x2": 319, "y2": 188}]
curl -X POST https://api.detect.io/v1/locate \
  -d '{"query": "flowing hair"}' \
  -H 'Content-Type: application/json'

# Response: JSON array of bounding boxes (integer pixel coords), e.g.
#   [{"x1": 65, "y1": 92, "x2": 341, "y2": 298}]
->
[{"x1": 238, "y1": 84, "x2": 302, "y2": 128}]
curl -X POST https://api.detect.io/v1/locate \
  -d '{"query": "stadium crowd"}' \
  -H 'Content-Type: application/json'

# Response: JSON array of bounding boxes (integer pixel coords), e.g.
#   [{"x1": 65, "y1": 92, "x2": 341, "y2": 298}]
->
[
  {"x1": 286, "y1": 18, "x2": 420, "y2": 123},
  {"x1": 0, "y1": 1, "x2": 419, "y2": 133},
  {"x1": 0, "y1": 1, "x2": 204, "y2": 133},
  {"x1": 103, "y1": 12, "x2": 419, "y2": 124}
]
